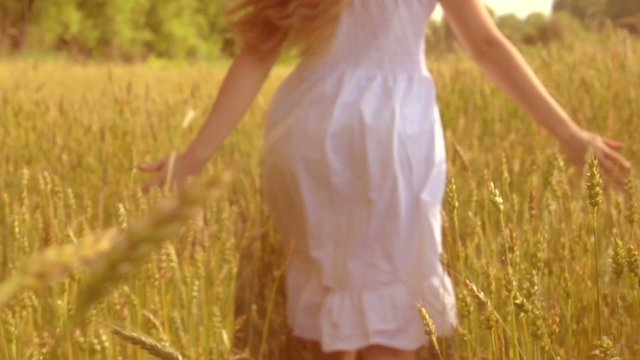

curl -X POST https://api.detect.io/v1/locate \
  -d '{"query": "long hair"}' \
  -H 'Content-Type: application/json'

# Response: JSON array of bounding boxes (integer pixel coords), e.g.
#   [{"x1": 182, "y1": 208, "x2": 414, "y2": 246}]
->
[{"x1": 227, "y1": 0, "x2": 348, "y2": 57}]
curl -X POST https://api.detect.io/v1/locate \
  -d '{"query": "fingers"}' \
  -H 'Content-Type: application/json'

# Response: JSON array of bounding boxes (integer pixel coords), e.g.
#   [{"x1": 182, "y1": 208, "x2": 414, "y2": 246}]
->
[
  {"x1": 138, "y1": 159, "x2": 165, "y2": 173},
  {"x1": 601, "y1": 147, "x2": 632, "y2": 175},
  {"x1": 603, "y1": 137, "x2": 624, "y2": 151},
  {"x1": 142, "y1": 175, "x2": 165, "y2": 194},
  {"x1": 598, "y1": 157, "x2": 626, "y2": 190},
  {"x1": 559, "y1": 131, "x2": 632, "y2": 193},
  {"x1": 596, "y1": 147, "x2": 633, "y2": 191},
  {"x1": 138, "y1": 152, "x2": 190, "y2": 194},
  {"x1": 140, "y1": 170, "x2": 187, "y2": 194},
  {"x1": 589, "y1": 135, "x2": 633, "y2": 191}
]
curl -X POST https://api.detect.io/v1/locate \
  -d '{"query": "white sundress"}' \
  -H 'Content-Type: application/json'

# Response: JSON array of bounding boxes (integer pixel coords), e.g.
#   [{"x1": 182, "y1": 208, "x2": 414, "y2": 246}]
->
[{"x1": 260, "y1": 0, "x2": 458, "y2": 352}]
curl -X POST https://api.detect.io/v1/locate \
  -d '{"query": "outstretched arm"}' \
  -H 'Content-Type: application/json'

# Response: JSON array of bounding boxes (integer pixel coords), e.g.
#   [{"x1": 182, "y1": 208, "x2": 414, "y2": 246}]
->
[
  {"x1": 139, "y1": 45, "x2": 281, "y2": 191},
  {"x1": 439, "y1": 0, "x2": 632, "y2": 187}
]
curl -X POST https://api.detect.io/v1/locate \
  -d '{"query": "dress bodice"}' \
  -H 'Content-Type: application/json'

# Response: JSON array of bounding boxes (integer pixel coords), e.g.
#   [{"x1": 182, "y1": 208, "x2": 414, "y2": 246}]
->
[{"x1": 297, "y1": 0, "x2": 439, "y2": 75}]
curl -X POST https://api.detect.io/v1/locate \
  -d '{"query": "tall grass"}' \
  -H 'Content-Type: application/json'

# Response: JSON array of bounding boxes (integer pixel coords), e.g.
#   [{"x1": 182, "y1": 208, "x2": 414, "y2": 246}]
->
[{"x1": 0, "y1": 30, "x2": 638, "y2": 359}]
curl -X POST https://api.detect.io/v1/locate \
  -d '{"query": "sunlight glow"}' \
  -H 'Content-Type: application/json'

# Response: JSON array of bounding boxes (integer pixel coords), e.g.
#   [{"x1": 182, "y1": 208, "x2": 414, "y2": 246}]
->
[{"x1": 433, "y1": 0, "x2": 554, "y2": 20}]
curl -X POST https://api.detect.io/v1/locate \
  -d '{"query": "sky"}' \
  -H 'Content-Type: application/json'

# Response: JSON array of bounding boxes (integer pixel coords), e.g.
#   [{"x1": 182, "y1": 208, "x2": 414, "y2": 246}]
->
[{"x1": 433, "y1": 0, "x2": 554, "y2": 20}]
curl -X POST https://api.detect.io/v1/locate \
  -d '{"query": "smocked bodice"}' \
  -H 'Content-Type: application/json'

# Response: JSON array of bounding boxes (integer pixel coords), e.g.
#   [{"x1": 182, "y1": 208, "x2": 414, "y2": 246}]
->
[{"x1": 297, "y1": 0, "x2": 439, "y2": 75}]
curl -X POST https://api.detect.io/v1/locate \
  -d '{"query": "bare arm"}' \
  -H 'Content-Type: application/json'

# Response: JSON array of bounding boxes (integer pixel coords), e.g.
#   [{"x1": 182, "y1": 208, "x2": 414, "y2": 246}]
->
[
  {"x1": 184, "y1": 47, "x2": 280, "y2": 166},
  {"x1": 439, "y1": 0, "x2": 631, "y2": 186},
  {"x1": 139, "y1": 46, "x2": 281, "y2": 190}
]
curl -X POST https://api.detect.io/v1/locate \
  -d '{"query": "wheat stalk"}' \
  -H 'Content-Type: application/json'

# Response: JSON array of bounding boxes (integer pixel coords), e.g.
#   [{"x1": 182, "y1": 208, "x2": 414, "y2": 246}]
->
[
  {"x1": 417, "y1": 303, "x2": 444, "y2": 360},
  {"x1": 74, "y1": 173, "x2": 233, "y2": 319},
  {"x1": 109, "y1": 323, "x2": 183, "y2": 360}
]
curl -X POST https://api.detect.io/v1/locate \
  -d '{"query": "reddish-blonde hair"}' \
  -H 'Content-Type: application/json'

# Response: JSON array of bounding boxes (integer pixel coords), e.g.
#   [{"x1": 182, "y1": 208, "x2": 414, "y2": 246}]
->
[{"x1": 227, "y1": 0, "x2": 348, "y2": 57}]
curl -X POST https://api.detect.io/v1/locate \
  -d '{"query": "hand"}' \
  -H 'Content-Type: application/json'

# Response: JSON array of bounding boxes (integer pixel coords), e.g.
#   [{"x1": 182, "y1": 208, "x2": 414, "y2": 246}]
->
[
  {"x1": 138, "y1": 152, "x2": 204, "y2": 193},
  {"x1": 560, "y1": 129, "x2": 633, "y2": 190}
]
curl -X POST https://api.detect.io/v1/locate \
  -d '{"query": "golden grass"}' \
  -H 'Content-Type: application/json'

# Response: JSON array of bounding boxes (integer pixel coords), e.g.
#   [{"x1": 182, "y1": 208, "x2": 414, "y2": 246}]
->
[{"x1": 0, "y1": 31, "x2": 638, "y2": 359}]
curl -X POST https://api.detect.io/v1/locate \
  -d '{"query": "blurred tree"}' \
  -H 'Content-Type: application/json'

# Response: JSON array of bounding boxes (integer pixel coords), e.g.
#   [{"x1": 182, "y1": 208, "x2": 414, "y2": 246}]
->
[
  {"x1": 552, "y1": 0, "x2": 632, "y2": 25},
  {"x1": 28, "y1": 0, "x2": 85, "y2": 54},
  {"x1": 525, "y1": 12, "x2": 548, "y2": 29},
  {"x1": 196, "y1": 0, "x2": 235, "y2": 56},
  {"x1": 496, "y1": 14, "x2": 529, "y2": 42},
  {"x1": 485, "y1": 5, "x2": 497, "y2": 20},
  {"x1": 529, "y1": 11, "x2": 591, "y2": 45},
  {"x1": 1, "y1": 0, "x2": 229, "y2": 59},
  {"x1": 554, "y1": 0, "x2": 605, "y2": 22},
  {"x1": 544, "y1": 10, "x2": 591, "y2": 40},
  {"x1": 145, "y1": 0, "x2": 206, "y2": 59},
  {"x1": 426, "y1": 19, "x2": 457, "y2": 55},
  {"x1": 2, "y1": 0, "x2": 634, "y2": 59},
  {"x1": 605, "y1": 0, "x2": 640, "y2": 21},
  {"x1": 74, "y1": 0, "x2": 152, "y2": 59},
  {"x1": 522, "y1": 12, "x2": 549, "y2": 44},
  {"x1": 0, "y1": 0, "x2": 36, "y2": 50},
  {"x1": 606, "y1": 0, "x2": 640, "y2": 24},
  {"x1": 554, "y1": 0, "x2": 640, "y2": 32}
]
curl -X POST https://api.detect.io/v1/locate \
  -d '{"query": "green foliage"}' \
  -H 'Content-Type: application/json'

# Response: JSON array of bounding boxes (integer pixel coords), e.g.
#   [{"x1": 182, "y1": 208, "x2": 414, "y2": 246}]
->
[
  {"x1": 194, "y1": 0, "x2": 235, "y2": 57},
  {"x1": 553, "y1": 0, "x2": 640, "y2": 26},
  {"x1": 553, "y1": 0, "x2": 607, "y2": 24},
  {"x1": 429, "y1": 11, "x2": 593, "y2": 52},
  {"x1": 76, "y1": 0, "x2": 153, "y2": 58},
  {"x1": 538, "y1": 11, "x2": 593, "y2": 43},
  {"x1": 427, "y1": 0, "x2": 639, "y2": 50},
  {"x1": 606, "y1": 0, "x2": 640, "y2": 21},
  {"x1": 0, "y1": 0, "x2": 35, "y2": 51},
  {"x1": 1, "y1": 0, "x2": 639, "y2": 60},
  {"x1": 0, "y1": 0, "x2": 231, "y2": 60},
  {"x1": 145, "y1": 0, "x2": 203, "y2": 59},
  {"x1": 497, "y1": 14, "x2": 531, "y2": 42},
  {"x1": 426, "y1": 20, "x2": 457, "y2": 56}
]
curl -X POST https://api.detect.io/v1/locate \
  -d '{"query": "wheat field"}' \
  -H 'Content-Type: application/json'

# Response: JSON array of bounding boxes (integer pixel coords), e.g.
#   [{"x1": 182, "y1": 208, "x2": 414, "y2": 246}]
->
[{"x1": 0, "y1": 30, "x2": 638, "y2": 359}]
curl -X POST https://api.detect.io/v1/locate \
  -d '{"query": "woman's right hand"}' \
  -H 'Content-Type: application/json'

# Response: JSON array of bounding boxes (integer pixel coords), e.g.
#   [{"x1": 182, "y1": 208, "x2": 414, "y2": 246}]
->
[
  {"x1": 560, "y1": 129, "x2": 633, "y2": 190},
  {"x1": 138, "y1": 152, "x2": 205, "y2": 193},
  {"x1": 135, "y1": 45, "x2": 281, "y2": 195}
]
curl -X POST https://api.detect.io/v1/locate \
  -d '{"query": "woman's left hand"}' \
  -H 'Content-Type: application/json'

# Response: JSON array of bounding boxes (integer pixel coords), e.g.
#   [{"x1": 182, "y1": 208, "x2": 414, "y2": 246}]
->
[
  {"x1": 560, "y1": 129, "x2": 633, "y2": 190},
  {"x1": 138, "y1": 152, "x2": 204, "y2": 193}
]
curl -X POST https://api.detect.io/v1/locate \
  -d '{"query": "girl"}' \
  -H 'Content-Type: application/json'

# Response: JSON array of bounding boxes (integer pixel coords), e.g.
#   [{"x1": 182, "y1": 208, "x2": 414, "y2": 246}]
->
[{"x1": 139, "y1": 0, "x2": 632, "y2": 359}]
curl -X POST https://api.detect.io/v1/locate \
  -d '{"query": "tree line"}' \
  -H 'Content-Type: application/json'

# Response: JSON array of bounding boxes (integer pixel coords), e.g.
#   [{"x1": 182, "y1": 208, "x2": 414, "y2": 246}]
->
[
  {"x1": 0, "y1": 0, "x2": 637, "y2": 60},
  {"x1": 0, "y1": 0, "x2": 231, "y2": 59}
]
